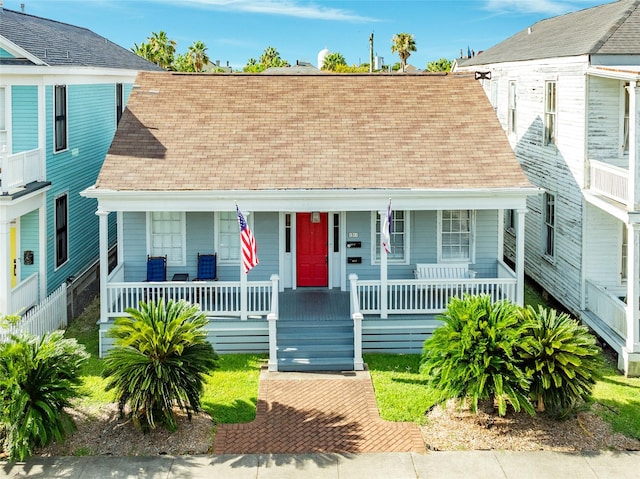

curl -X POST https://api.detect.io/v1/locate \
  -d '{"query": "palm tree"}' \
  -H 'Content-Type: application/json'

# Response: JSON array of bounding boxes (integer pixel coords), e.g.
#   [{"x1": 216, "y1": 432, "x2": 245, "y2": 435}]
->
[
  {"x1": 187, "y1": 40, "x2": 209, "y2": 72},
  {"x1": 131, "y1": 42, "x2": 156, "y2": 64},
  {"x1": 391, "y1": 33, "x2": 417, "y2": 72},
  {"x1": 322, "y1": 52, "x2": 347, "y2": 72},
  {"x1": 148, "y1": 31, "x2": 176, "y2": 70},
  {"x1": 260, "y1": 46, "x2": 288, "y2": 69}
]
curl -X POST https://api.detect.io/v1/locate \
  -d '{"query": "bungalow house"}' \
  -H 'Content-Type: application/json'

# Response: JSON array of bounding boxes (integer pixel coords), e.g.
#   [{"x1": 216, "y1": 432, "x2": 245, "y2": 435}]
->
[
  {"x1": 454, "y1": 0, "x2": 640, "y2": 375},
  {"x1": 0, "y1": 7, "x2": 160, "y2": 324},
  {"x1": 82, "y1": 71, "x2": 539, "y2": 371}
]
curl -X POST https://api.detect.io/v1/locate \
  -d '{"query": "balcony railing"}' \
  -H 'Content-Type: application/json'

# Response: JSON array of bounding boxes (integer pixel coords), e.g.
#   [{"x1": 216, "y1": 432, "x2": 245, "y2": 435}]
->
[
  {"x1": 0, "y1": 148, "x2": 44, "y2": 194},
  {"x1": 9, "y1": 273, "x2": 39, "y2": 316},
  {"x1": 589, "y1": 159, "x2": 629, "y2": 205}
]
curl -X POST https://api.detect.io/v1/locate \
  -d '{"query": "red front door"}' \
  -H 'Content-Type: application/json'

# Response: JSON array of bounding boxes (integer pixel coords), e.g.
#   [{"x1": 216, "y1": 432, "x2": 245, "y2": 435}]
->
[{"x1": 296, "y1": 213, "x2": 328, "y2": 287}]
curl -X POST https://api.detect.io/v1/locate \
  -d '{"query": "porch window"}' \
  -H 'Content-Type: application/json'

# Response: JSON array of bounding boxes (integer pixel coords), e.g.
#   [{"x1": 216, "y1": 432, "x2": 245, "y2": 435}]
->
[
  {"x1": 543, "y1": 193, "x2": 555, "y2": 259},
  {"x1": 333, "y1": 213, "x2": 340, "y2": 253},
  {"x1": 148, "y1": 212, "x2": 185, "y2": 266},
  {"x1": 508, "y1": 80, "x2": 517, "y2": 135},
  {"x1": 217, "y1": 211, "x2": 240, "y2": 263},
  {"x1": 54, "y1": 85, "x2": 67, "y2": 152},
  {"x1": 373, "y1": 210, "x2": 407, "y2": 263},
  {"x1": 505, "y1": 209, "x2": 515, "y2": 234},
  {"x1": 438, "y1": 210, "x2": 474, "y2": 262},
  {"x1": 623, "y1": 82, "x2": 630, "y2": 155},
  {"x1": 544, "y1": 81, "x2": 556, "y2": 146},
  {"x1": 285, "y1": 214, "x2": 292, "y2": 253},
  {"x1": 116, "y1": 83, "x2": 124, "y2": 125},
  {"x1": 55, "y1": 193, "x2": 68, "y2": 268},
  {"x1": 490, "y1": 80, "x2": 498, "y2": 111},
  {"x1": 621, "y1": 224, "x2": 628, "y2": 281}
]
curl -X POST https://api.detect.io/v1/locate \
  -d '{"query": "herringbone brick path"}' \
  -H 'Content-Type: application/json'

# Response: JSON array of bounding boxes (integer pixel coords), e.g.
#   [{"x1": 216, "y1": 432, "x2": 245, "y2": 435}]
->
[{"x1": 213, "y1": 370, "x2": 425, "y2": 454}]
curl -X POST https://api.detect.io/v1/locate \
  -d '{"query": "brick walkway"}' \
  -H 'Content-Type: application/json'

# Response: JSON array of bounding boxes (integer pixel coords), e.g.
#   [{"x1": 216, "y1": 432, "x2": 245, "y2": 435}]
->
[{"x1": 213, "y1": 369, "x2": 426, "y2": 454}]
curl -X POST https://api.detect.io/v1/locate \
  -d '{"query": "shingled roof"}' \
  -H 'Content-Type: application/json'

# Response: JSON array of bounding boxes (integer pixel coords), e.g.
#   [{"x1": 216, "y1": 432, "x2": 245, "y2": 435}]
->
[
  {"x1": 462, "y1": 0, "x2": 640, "y2": 66},
  {"x1": 95, "y1": 71, "x2": 532, "y2": 192},
  {"x1": 0, "y1": 7, "x2": 160, "y2": 70}
]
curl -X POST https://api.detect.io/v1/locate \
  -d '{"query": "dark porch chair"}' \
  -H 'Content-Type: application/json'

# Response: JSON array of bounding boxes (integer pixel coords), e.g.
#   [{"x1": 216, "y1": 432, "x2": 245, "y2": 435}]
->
[
  {"x1": 194, "y1": 253, "x2": 217, "y2": 281},
  {"x1": 146, "y1": 255, "x2": 167, "y2": 282}
]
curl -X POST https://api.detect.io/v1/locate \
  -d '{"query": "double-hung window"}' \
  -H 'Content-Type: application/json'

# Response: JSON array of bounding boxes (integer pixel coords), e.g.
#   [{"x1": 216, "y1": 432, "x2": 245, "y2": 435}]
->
[
  {"x1": 508, "y1": 80, "x2": 517, "y2": 135},
  {"x1": 544, "y1": 81, "x2": 557, "y2": 146},
  {"x1": 623, "y1": 83, "x2": 630, "y2": 155},
  {"x1": 543, "y1": 193, "x2": 555, "y2": 259},
  {"x1": 148, "y1": 212, "x2": 185, "y2": 266},
  {"x1": 621, "y1": 224, "x2": 628, "y2": 281},
  {"x1": 439, "y1": 210, "x2": 474, "y2": 262},
  {"x1": 372, "y1": 210, "x2": 407, "y2": 263},
  {"x1": 217, "y1": 211, "x2": 240, "y2": 263},
  {"x1": 55, "y1": 193, "x2": 68, "y2": 268},
  {"x1": 54, "y1": 85, "x2": 67, "y2": 152}
]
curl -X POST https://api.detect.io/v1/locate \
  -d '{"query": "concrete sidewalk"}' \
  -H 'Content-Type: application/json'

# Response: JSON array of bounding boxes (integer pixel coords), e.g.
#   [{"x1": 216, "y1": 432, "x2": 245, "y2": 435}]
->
[{"x1": 2, "y1": 451, "x2": 640, "y2": 478}]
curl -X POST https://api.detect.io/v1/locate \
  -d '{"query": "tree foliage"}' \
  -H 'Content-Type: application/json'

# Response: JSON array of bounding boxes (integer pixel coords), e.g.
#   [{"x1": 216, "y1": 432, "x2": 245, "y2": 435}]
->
[
  {"x1": 321, "y1": 52, "x2": 347, "y2": 71},
  {"x1": 0, "y1": 332, "x2": 88, "y2": 461},
  {"x1": 391, "y1": 33, "x2": 417, "y2": 72},
  {"x1": 103, "y1": 299, "x2": 218, "y2": 432},
  {"x1": 132, "y1": 32, "x2": 211, "y2": 72},
  {"x1": 243, "y1": 46, "x2": 288, "y2": 72},
  {"x1": 427, "y1": 58, "x2": 452, "y2": 72},
  {"x1": 187, "y1": 40, "x2": 209, "y2": 72}
]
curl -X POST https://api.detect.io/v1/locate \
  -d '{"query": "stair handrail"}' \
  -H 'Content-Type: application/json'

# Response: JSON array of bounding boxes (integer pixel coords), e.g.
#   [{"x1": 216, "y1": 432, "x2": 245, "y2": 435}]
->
[{"x1": 349, "y1": 273, "x2": 364, "y2": 371}]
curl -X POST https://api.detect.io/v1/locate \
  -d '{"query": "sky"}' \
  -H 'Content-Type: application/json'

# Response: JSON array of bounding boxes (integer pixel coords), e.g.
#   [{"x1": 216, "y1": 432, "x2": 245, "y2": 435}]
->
[{"x1": 5, "y1": 0, "x2": 610, "y2": 70}]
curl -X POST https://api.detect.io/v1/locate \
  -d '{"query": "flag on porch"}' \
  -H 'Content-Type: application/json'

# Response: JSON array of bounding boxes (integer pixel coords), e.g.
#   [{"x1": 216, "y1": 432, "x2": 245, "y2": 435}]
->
[
  {"x1": 236, "y1": 204, "x2": 259, "y2": 274},
  {"x1": 382, "y1": 199, "x2": 393, "y2": 255}
]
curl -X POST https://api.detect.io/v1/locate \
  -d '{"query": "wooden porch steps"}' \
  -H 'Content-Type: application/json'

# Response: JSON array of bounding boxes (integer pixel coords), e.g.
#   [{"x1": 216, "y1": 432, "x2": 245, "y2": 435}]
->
[{"x1": 276, "y1": 320, "x2": 354, "y2": 372}]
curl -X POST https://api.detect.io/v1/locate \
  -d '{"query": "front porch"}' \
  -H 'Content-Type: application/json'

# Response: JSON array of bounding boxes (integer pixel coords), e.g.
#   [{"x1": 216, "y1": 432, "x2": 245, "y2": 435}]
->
[{"x1": 99, "y1": 260, "x2": 518, "y2": 371}]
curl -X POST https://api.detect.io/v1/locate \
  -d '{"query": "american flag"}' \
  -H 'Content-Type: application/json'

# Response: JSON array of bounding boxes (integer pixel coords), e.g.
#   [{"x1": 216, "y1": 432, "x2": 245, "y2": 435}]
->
[
  {"x1": 236, "y1": 204, "x2": 259, "y2": 274},
  {"x1": 382, "y1": 200, "x2": 392, "y2": 255}
]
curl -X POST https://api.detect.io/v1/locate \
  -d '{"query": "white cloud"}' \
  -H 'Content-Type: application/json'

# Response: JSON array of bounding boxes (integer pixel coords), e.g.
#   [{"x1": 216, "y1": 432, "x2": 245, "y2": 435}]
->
[
  {"x1": 484, "y1": 0, "x2": 598, "y2": 16},
  {"x1": 174, "y1": 0, "x2": 379, "y2": 22}
]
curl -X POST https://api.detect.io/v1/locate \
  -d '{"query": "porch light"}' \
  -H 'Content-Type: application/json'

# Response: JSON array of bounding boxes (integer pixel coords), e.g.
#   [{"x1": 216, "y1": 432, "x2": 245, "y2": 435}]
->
[{"x1": 311, "y1": 212, "x2": 321, "y2": 223}]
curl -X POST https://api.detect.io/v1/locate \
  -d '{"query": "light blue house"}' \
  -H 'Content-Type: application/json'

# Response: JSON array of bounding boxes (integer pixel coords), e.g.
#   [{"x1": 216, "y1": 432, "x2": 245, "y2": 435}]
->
[
  {"x1": 0, "y1": 7, "x2": 160, "y2": 321},
  {"x1": 83, "y1": 71, "x2": 539, "y2": 371}
]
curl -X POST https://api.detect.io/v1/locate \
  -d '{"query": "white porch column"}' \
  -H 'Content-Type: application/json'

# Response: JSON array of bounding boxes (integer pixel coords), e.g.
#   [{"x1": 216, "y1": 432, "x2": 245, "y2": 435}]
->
[
  {"x1": 0, "y1": 218, "x2": 10, "y2": 314},
  {"x1": 624, "y1": 223, "x2": 640, "y2": 357},
  {"x1": 378, "y1": 209, "x2": 388, "y2": 319},
  {"x1": 628, "y1": 81, "x2": 639, "y2": 211},
  {"x1": 515, "y1": 208, "x2": 527, "y2": 306},
  {"x1": 267, "y1": 274, "x2": 279, "y2": 371},
  {"x1": 96, "y1": 209, "x2": 110, "y2": 324},
  {"x1": 38, "y1": 195, "x2": 47, "y2": 304}
]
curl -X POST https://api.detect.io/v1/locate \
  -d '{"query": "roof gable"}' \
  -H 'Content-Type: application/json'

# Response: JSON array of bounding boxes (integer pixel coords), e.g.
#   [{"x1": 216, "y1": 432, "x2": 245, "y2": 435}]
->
[
  {"x1": 462, "y1": 0, "x2": 640, "y2": 66},
  {"x1": 0, "y1": 8, "x2": 161, "y2": 70},
  {"x1": 96, "y1": 72, "x2": 532, "y2": 192}
]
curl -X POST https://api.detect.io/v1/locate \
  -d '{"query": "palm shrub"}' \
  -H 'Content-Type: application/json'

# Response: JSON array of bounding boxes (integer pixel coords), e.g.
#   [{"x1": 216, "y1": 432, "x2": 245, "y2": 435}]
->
[
  {"x1": 420, "y1": 294, "x2": 534, "y2": 416},
  {"x1": 103, "y1": 299, "x2": 219, "y2": 432},
  {"x1": 517, "y1": 305, "x2": 602, "y2": 419},
  {"x1": 0, "y1": 331, "x2": 88, "y2": 461}
]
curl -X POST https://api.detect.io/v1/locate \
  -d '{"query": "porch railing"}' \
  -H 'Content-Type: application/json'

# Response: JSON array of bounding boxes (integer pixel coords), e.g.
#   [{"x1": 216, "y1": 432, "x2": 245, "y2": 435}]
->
[
  {"x1": 589, "y1": 159, "x2": 629, "y2": 205},
  {"x1": 9, "y1": 272, "x2": 39, "y2": 316},
  {"x1": 1, "y1": 148, "x2": 44, "y2": 194},
  {"x1": 105, "y1": 279, "x2": 274, "y2": 320},
  {"x1": 585, "y1": 280, "x2": 627, "y2": 338},
  {"x1": 351, "y1": 277, "x2": 517, "y2": 316}
]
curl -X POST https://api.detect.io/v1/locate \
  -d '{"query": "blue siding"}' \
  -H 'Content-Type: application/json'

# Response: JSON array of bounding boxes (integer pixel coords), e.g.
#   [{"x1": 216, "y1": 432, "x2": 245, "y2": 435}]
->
[
  {"x1": 474, "y1": 210, "x2": 499, "y2": 277},
  {"x1": 11, "y1": 85, "x2": 38, "y2": 152},
  {"x1": 19, "y1": 211, "x2": 39, "y2": 280},
  {"x1": 251, "y1": 212, "x2": 278, "y2": 281},
  {"x1": 44, "y1": 83, "x2": 119, "y2": 294},
  {"x1": 0, "y1": 48, "x2": 14, "y2": 58},
  {"x1": 122, "y1": 212, "x2": 147, "y2": 281}
]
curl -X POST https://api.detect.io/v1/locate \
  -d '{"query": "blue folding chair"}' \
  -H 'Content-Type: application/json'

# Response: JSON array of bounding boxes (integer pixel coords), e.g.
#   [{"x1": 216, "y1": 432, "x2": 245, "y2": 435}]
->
[
  {"x1": 146, "y1": 255, "x2": 167, "y2": 282},
  {"x1": 194, "y1": 253, "x2": 217, "y2": 281}
]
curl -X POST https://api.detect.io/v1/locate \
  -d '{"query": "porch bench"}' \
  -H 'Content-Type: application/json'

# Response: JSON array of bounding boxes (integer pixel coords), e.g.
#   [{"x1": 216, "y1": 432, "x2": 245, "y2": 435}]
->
[{"x1": 414, "y1": 263, "x2": 476, "y2": 280}]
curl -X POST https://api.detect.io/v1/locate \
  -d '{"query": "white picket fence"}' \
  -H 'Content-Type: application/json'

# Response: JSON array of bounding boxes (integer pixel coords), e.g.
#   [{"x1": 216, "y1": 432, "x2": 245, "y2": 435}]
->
[{"x1": 0, "y1": 283, "x2": 68, "y2": 342}]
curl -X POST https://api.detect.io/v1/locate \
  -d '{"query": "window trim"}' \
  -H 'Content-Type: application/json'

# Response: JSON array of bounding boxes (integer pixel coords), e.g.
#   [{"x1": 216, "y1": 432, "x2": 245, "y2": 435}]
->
[
  {"x1": 621, "y1": 223, "x2": 628, "y2": 282},
  {"x1": 146, "y1": 212, "x2": 186, "y2": 267},
  {"x1": 622, "y1": 82, "x2": 630, "y2": 156},
  {"x1": 543, "y1": 193, "x2": 556, "y2": 262},
  {"x1": 437, "y1": 209, "x2": 476, "y2": 263},
  {"x1": 54, "y1": 84, "x2": 68, "y2": 153},
  {"x1": 54, "y1": 192, "x2": 69, "y2": 269},
  {"x1": 371, "y1": 210, "x2": 410, "y2": 265},
  {"x1": 116, "y1": 83, "x2": 124, "y2": 125},
  {"x1": 544, "y1": 80, "x2": 557, "y2": 146}
]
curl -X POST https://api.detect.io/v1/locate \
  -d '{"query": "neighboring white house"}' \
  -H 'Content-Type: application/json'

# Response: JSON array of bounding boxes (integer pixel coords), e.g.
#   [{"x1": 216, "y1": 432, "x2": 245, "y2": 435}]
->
[
  {"x1": 455, "y1": 0, "x2": 640, "y2": 375},
  {"x1": 81, "y1": 71, "x2": 538, "y2": 371}
]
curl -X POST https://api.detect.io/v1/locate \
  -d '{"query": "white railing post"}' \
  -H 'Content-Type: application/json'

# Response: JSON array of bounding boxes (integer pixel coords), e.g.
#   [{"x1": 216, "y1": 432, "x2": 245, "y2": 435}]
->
[
  {"x1": 379, "y1": 210, "x2": 388, "y2": 319},
  {"x1": 267, "y1": 274, "x2": 279, "y2": 371},
  {"x1": 626, "y1": 224, "x2": 640, "y2": 352},
  {"x1": 349, "y1": 273, "x2": 364, "y2": 371},
  {"x1": 96, "y1": 209, "x2": 110, "y2": 324}
]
